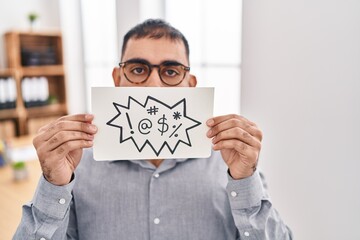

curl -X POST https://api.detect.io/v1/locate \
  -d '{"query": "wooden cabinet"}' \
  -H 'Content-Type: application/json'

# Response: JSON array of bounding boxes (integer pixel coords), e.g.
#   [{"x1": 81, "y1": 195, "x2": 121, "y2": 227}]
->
[{"x1": 0, "y1": 31, "x2": 67, "y2": 138}]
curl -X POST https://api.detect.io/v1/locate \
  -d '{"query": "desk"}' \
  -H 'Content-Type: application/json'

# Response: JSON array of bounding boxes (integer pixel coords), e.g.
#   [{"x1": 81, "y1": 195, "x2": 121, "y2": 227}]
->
[{"x1": 0, "y1": 136, "x2": 41, "y2": 240}]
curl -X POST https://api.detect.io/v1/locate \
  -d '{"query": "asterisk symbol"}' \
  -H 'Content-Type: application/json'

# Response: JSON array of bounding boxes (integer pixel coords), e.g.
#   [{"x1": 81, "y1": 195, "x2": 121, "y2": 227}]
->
[{"x1": 173, "y1": 111, "x2": 182, "y2": 120}]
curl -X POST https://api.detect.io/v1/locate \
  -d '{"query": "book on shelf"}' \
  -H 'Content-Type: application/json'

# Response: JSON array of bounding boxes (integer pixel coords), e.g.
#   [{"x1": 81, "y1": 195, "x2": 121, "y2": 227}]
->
[{"x1": 0, "y1": 77, "x2": 17, "y2": 110}]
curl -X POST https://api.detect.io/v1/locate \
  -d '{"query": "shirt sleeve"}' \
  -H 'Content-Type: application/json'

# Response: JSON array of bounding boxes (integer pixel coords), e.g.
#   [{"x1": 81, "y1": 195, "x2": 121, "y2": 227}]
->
[
  {"x1": 13, "y1": 175, "x2": 78, "y2": 240},
  {"x1": 226, "y1": 170, "x2": 293, "y2": 240}
]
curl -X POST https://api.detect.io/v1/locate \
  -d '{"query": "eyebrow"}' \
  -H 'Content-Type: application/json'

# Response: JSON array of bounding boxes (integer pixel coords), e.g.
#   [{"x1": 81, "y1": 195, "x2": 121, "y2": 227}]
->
[{"x1": 124, "y1": 58, "x2": 184, "y2": 66}]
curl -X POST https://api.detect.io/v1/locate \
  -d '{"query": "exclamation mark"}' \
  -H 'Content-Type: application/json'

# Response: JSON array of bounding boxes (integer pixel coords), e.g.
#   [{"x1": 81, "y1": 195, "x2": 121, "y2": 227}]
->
[{"x1": 126, "y1": 112, "x2": 134, "y2": 134}]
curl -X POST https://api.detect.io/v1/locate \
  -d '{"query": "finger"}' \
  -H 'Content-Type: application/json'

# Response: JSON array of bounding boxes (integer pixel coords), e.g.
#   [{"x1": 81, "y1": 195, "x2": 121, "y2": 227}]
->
[
  {"x1": 213, "y1": 139, "x2": 259, "y2": 161},
  {"x1": 35, "y1": 114, "x2": 95, "y2": 145},
  {"x1": 211, "y1": 127, "x2": 261, "y2": 149},
  {"x1": 38, "y1": 114, "x2": 94, "y2": 133},
  {"x1": 40, "y1": 131, "x2": 95, "y2": 152},
  {"x1": 41, "y1": 139, "x2": 93, "y2": 162},
  {"x1": 207, "y1": 114, "x2": 255, "y2": 127},
  {"x1": 53, "y1": 139, "x2": 93, "y2": 160},
  {"x1": 207, "y1": 116, "x2": 262, "y2": 141},
  {"x1": 34, "y1": 120, "x2": 97, "y2": 146}
]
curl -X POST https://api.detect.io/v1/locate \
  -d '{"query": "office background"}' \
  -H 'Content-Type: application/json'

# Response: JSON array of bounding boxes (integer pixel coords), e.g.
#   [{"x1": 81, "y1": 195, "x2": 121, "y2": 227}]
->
[{"x1": 0, "y1": 0, "x2": 359, "y2": 239}]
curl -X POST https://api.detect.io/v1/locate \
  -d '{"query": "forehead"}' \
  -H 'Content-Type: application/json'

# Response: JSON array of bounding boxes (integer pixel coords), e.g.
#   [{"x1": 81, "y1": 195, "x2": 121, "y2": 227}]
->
[{"x1": 122, "y1": 37, "x2": 188, "y2": 65}]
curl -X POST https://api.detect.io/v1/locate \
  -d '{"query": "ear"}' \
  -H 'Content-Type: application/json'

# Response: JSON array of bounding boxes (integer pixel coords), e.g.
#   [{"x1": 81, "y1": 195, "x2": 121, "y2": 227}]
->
[
  {"x1": 188, "y1": 74, "x2": 197, "y2": 87},
  {"x1": 112, "y1": 67, "x2": 121, "y2": 86}
]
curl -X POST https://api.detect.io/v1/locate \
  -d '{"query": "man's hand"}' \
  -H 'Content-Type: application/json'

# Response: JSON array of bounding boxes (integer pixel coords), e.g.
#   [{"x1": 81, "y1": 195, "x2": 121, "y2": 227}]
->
[
  {"x1": 207, "y1": 114, "x2": 262, "y2": 180},
  {"x1": 33, "y1": 114, "x2": 97, "y2": 186}
]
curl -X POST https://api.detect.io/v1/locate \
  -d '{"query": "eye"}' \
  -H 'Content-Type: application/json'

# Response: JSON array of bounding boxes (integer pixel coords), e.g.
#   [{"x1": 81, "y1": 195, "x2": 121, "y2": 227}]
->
[
  {"x1": 125, "y1": 62, "x2": 149, "y2": 76},
  {"x1": 163, "y1": 68, "x2": 180, "y2": 77},
  {"x1": 131, "y1": 67, "x2": 146, "y2": 75}
]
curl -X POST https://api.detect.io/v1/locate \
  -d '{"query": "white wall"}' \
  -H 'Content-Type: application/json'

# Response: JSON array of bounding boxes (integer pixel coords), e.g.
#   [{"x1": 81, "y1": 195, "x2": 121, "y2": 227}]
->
[
  {"x1": 59, "y1": 0, "x2": 87, "y2": 114},
  {"x1": 241, "y1": 0, "x2": 360, "y2": 239},
  {"x1": 0, "y1": 0, "x2": 60, "y2": 68},
  {"x1": 165, "y1": 0, "x2": 242, "y2": 116},
  {"x1": 81, "y1": 0, "x2": 118, "y2": 112}
]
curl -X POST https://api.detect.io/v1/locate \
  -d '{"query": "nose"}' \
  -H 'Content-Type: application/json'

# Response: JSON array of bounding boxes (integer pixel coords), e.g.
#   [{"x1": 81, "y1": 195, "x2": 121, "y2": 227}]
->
[{"x1": 145, "y1": 68, "x2": 163, "y2": 87}]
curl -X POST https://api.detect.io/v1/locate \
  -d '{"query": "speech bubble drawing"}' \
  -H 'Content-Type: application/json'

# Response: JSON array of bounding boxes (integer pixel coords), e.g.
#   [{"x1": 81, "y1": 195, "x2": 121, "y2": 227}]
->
[
  {"x1": 106, "y1": 96, "x2": 201, "y2": 156},
  {"x1": 92, "y1": 87, "x2": 214, "y2": 160}
]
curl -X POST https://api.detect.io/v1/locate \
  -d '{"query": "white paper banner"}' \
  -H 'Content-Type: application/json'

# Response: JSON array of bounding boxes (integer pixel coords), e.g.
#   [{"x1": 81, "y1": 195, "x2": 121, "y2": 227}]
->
[{"x1": 92, "y1": 87, "x2": 214, "y2": 160}]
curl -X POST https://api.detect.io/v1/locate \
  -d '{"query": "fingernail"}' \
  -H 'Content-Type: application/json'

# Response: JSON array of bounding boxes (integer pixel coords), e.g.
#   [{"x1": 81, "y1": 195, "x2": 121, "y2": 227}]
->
[
  {"x1": 207, "y1": 130, "x2": 212, "y2": 137},
  {"x1": 206, "y1": 119, "x2": 214, "y2": 126},
  {"x1": 85, "y1": 114, "x2": 93, "y2": 120},
  {"x1": 90, "y1": 125, "x2": 97, "y2": 131}
]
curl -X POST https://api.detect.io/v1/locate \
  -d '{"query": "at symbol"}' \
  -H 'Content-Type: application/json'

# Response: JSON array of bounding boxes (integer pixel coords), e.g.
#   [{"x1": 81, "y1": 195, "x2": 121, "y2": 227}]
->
[{"x1": 138, "y1": 119, "x2": 152, "y2": 135}]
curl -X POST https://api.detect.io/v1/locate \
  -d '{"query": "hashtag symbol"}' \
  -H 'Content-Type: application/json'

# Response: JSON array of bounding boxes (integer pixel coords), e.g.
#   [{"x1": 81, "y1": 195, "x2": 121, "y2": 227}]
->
[{"x1": 147, "y1": 106, "x2": 159, "y2": 115}]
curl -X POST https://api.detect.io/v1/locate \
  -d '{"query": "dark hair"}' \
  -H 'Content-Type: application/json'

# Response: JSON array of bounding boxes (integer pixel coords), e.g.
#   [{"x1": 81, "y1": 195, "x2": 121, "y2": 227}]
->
[{"x1": 121, "y1": 19, "x2": 189, "y2": 61}]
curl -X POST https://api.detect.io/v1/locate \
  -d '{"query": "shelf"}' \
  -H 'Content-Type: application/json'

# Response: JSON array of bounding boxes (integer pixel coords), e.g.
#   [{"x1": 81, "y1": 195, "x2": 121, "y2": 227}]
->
[
  {"x1": 21, "y1": 65, "x2": 64, "y2": 76},
  {"x1": 18, "y1": 31, "x2": 62, "y2": 37},
  {"x1": 5, "y1": 30, "x2": 62, "y2": 37},
  {"x1": 0, "y1": 68, "x2": 16, "y2": 77},
  {"x1": 26, "y1": 103, "x2": 67, "y2": 118},
  {"x1": 0, "y1": 109, "x2": 19, "y2": 120},
  {"x1": 1, "y1": 31, "x2": 67, "y2": 136}
]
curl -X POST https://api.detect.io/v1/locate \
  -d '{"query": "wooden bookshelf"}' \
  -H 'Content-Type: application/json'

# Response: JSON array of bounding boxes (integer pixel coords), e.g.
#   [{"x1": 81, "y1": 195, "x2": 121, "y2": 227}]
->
[
  {"x1": 0, "y1": 31, "x2": 67, "y2": 138},
  {"x1": 21, "y1": 65, "x2": 65, "y2": 76}
]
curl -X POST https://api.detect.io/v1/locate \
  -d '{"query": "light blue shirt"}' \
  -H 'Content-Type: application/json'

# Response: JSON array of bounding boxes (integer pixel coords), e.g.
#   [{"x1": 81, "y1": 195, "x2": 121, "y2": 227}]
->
[{"x1": 14, "y1": 149, "x2": 292, "y2": 239}]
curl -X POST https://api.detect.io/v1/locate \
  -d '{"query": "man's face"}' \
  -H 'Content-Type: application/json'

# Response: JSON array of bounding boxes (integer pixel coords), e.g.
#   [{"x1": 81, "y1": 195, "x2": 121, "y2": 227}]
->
[{"x1": 112, "y1": 37, "x2": 197, "y2": 87}]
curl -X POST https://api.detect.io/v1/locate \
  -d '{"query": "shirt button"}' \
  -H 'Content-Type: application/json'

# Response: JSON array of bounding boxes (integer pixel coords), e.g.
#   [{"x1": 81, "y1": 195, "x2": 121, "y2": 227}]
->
[
  {"x1": 244, "y1": 231, "x2": 250, "y2": 237},
  {"x1": 59, "y1": 198, "x2": 66, "y2": 204},
  {"x1": 153, "y1": 218, "x2": 160, "y2": 224},
  {"x1": 230, "y1": 191, "x2": 237, "y2": 197},
  {"x1": 154, "y1": 173, "x2": 160, "y2": 178}
]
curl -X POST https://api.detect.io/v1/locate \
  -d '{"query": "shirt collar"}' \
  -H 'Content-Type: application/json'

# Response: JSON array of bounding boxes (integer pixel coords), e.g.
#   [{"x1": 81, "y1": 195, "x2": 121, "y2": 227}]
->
[{"x1": 109, "y1": 158, "x2": 190, "y2": 172}]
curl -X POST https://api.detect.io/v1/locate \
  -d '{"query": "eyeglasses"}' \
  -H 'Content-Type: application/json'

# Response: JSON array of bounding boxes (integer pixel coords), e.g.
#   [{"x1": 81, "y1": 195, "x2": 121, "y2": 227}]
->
[{"x1": 119, "y1": 59, "x2": 190, "y2": 86}]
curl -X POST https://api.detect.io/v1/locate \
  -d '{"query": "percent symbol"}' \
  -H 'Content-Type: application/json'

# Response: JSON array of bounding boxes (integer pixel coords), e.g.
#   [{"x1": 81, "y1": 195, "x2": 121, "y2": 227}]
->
[{"x1": 169, "y1": 123, "x2": 183, "y2": 138}]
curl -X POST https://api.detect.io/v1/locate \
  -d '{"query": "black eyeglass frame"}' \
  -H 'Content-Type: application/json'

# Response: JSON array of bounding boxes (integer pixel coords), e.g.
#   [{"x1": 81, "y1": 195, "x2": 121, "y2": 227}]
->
[{"x1": 118, "y1": 60, "x2": 190, "y2": 86}]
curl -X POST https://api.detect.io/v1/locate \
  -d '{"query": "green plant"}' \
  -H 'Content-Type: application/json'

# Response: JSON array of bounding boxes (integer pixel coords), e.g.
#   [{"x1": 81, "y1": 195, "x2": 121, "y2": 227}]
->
[
  {"x1": 12, "y1": 161, "x2": 26, "y2": 170},
  {"x1": 28, "y1": 13, "x2": 38, "y2": 23},
  {"x1": 48, "y1": 95, "x2": 59, "y2": 104}
]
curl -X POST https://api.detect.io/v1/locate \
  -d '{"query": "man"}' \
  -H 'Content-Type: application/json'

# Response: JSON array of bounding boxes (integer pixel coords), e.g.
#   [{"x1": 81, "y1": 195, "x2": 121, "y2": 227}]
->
[{"x1": 14, "y1": 19, "x2": 292, "y2": 239}]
